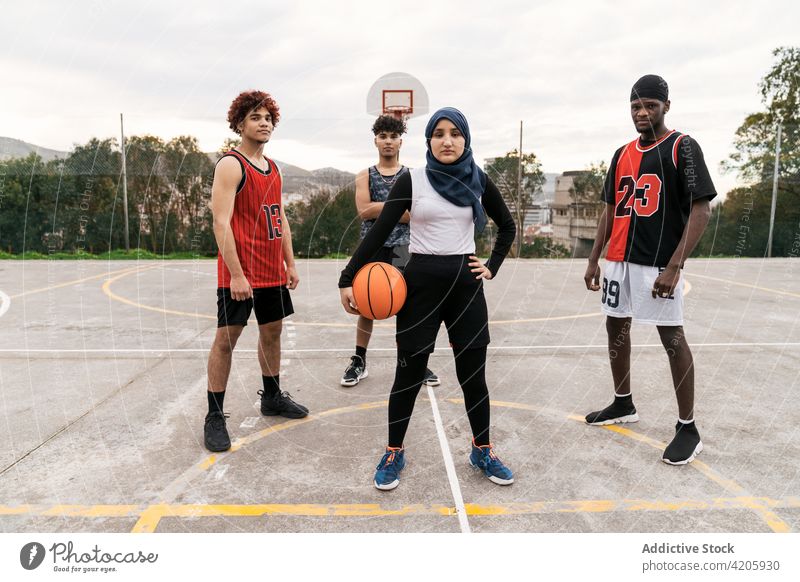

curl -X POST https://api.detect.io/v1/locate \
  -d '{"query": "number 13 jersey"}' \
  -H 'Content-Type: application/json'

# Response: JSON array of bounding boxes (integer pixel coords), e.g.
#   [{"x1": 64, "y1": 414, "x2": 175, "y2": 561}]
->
[
  {"x1": 603, "y1": 130, "x2": 716, "y2": 267},
  {"x1": 217, "y1": 149, "x2": 287, "y2": 289}
]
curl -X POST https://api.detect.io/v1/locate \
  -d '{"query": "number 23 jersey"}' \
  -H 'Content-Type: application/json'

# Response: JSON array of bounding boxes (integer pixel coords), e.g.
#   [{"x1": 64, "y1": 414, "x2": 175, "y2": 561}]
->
[{"x1": 603, "y1": 130, "x2": 716, "y2": 267}]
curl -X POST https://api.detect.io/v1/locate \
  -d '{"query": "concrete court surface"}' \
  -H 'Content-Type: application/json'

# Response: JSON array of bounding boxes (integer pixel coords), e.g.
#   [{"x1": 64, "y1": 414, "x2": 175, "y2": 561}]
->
[{"x1": 0, "y1": 257, "x2": 798, "y2": 534}]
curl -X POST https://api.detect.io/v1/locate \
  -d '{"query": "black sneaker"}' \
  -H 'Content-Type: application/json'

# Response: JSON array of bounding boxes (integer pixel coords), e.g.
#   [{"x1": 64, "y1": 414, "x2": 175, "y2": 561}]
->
[
  {"x1": 662, "y1": 422, "x2": 703, "y2": 465},
  {"x1": 585, "y1": 397, "x2": 639, "y2": 425},
  {"x1": 204, "y1": 411, "x2": 231, "y2": 452},
  {"x1": 340, "y1": 355, "x2": 368, "y2": 387},
  {"x1": 423, "y1": 368, "x2": 440, "y2": 387},
  {"x1": 259, "y1": 390, "x2": 309, "y2": 419}
]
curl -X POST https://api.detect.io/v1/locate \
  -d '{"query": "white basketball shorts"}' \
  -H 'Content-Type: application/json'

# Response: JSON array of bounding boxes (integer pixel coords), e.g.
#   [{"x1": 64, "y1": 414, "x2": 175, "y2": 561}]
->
[{"x1": 600, "y1": 261, "x2": 684, "y2": 326}]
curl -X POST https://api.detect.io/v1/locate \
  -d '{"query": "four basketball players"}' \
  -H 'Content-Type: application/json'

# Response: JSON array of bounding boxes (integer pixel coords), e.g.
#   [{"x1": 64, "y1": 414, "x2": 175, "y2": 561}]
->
[{"x1": 206, "y1": 76, "x2": 716, "y2": 473}]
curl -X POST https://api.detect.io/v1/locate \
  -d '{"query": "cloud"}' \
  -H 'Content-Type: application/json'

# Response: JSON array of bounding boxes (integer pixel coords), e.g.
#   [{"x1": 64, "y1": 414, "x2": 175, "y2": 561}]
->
[{"x1": 1, "y1": 0, "x2": 797, "y2": 196}]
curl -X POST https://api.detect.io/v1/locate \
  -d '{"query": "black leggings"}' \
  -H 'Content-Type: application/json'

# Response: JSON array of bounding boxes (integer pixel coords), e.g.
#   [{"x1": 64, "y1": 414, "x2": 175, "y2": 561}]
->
[{"x1": 387, "y1": 346, "x2": 491, "y2": 448}]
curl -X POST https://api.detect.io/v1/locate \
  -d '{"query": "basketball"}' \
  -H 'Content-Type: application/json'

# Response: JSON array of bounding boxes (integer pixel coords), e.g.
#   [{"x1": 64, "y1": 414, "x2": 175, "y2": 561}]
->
[{"x1": 352, "y1": 262, "x2": 407, "y2": 320}]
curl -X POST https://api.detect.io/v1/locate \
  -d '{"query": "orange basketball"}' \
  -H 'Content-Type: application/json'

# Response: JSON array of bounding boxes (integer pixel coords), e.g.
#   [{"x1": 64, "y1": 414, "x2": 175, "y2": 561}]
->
[{"x1": 352, "y1": 262, "x2": 407, "y2": 320}]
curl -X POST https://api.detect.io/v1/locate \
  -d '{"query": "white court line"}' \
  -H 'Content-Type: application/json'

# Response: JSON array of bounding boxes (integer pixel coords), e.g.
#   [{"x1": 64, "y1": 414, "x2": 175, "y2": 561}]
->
[
  {"x1": 427, "y1": 385, "x2": 470, "y2": 534},
  {"x1": 0, "y1": 291, "x2": 9, "y2": 318},
  {"x1": 3, "y1": 342, "x2": 800, "y2": 354}
]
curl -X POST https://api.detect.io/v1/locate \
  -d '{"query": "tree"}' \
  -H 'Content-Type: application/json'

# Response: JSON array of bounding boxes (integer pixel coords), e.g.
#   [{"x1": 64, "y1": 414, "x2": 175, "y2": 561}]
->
[
  {"x1": 285, "y1": 187, "x2": 361, "y2": 257},
  {"x1": 485, "y1": 149, "x2": 545, "y2": 256},
  {"x1": 519, "y1": 237, "x2": 570, "y2": 258},
  {"x1": 59, "y1": 138, "x2": 122, "y2": 253},
  {"x1": 704, "y1": 46, "x2": 800, "y2": 257},
  {"x1": 0, "y1": 134, "x2": 220, "y2": 256},
  {"x1": 0, "y1": 140, "x2": 123, "y2": 254},
  {"x1": 160, "y1": 136, "x2": 215, "y2": 254},
  {"x1": 218, "y1": 137, "x2": 241, "y2": 156},
  {"x1": 0, "y1": 153, "x2": 56, "y2": 253},
  {"x1": 569, "y1": 161, "x2": 607, "y2": 218}
]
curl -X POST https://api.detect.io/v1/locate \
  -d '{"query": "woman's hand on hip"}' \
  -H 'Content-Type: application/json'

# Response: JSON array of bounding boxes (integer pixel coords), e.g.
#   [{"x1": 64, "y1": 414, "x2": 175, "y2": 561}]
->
[{"x1": 468, "y1": 256, "x2": 493, "y2": 280}]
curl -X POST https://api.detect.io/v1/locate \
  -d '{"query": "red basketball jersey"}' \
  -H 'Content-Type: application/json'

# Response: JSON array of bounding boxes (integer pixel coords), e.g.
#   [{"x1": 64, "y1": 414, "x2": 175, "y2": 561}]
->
[{"x1": 217, "y1": 150, "x2": 287, "y2": 288}]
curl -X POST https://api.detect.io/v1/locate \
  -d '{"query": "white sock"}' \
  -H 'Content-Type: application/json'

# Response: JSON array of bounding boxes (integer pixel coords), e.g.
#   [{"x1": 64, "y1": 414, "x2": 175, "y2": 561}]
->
[
  {"x1": 615, "y1": 392, "x2": 631, "y2": 398},
  {"x1": 678, "y1": 417, "x2": 694, "y2": 424}
]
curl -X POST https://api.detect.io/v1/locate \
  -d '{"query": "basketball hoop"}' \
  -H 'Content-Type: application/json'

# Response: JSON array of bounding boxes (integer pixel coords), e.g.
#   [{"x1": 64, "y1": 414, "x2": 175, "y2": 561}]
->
[{"x1": 367, "y1": 73, "x2": 429, "y2": 121}]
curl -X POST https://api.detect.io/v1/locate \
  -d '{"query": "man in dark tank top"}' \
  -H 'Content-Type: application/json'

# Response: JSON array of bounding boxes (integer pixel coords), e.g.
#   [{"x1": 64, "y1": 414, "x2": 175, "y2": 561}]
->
[{"x1": 340, "y1": 115, "x2": 439, "y2": 388}]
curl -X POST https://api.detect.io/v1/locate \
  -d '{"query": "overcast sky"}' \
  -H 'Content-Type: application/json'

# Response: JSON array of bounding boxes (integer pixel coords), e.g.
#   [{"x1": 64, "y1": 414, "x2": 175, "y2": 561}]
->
[{"x1": 1, "y1": 0, "x2": 798, "y2": 196}]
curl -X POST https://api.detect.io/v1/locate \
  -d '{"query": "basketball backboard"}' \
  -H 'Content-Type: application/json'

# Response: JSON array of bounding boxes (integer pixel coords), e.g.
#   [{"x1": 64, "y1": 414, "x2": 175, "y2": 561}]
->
[{"x1": 366, "y1": 72, "x2": 429, "y2": 120}]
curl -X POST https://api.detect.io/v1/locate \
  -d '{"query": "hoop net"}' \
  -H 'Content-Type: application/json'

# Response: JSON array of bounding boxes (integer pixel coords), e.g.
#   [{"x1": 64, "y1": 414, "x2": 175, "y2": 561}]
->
[{"x1": 384, "y1": 105, "x2": 412, "y2": 120}]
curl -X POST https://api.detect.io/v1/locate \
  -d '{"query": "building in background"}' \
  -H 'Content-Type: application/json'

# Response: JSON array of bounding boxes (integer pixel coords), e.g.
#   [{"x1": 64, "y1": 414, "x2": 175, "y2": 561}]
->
[
  {"x1": 482, "y1": 155, "x2": 557, "y2": 239},
  {"x1": 551, "y1": 170, "x2": 601, "y2": 257}
]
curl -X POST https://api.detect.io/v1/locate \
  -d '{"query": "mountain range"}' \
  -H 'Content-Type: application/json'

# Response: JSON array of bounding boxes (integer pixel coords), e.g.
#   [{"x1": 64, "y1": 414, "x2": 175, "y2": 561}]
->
[{"x1": 0, "y1": 136, "x2": 355, "y2": 198}]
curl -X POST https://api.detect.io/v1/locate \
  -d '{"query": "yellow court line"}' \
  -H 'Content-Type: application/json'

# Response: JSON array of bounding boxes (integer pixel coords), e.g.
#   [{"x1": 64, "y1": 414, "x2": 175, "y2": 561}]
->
[
  {"x1": 5, "y1": 496, "x2": 799, "y2": 521},
  {"x1": 688, "y1": 272, "x2": 800, "y2": 299},
  {"x1": 10, "y1": 265, "x2": 149, "y2": 300},
  {"x1": 132, "y1": 400, "x2": 389, "y2": 533},
  {"x1": 42, "y1": 505, "x2": 141, "y2": 518},
  {"x1": 0, "y1": 505, "x2": 141, "y2": 518},
  {"x1": 130, "y1": 397, "x2": 787, "y2": 533},
  {"x1": 455, "y1": 398, "x2": 791, "y2": 533},
  {"x1": 100, "y1": 265, "x2": 617, "y2": 326},
  {"x1": 4, "y1": 393, "x2": 794, "y2": 531},
  {"x1": 100, "y1": 263, "x2": 699, "y2": 327},
  {"x1": 101, "y1": 266, "x2": 213, "y2": 319},
  {"x1": 130, "y1": 505, "x2": 169, "y2": 534},
  {"x1": 101, "y1": 267, "x2": 359, "y2": 324}
]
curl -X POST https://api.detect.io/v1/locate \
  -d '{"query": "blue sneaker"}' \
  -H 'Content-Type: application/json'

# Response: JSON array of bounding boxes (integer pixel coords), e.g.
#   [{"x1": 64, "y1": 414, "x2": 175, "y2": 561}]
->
[
  {"x1": 469, "y1": 440, "x2": 514, "y2": 485},
  {"x1": 373, "y1": 446, "x2": 405, "y2": 490}
]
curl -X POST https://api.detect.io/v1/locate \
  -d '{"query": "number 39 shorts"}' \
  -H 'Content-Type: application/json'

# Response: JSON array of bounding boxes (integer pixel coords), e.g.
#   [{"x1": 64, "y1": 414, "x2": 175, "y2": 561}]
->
[{"x1": 600, "y1": 261, "x2": 684, "y2": 325}]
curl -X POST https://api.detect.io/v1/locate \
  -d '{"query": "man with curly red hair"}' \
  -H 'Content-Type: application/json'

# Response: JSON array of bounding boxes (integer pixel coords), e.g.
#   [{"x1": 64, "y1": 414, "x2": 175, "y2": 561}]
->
[{"x1": 204, "y1": 90, "x2": 308, "y2": 452}]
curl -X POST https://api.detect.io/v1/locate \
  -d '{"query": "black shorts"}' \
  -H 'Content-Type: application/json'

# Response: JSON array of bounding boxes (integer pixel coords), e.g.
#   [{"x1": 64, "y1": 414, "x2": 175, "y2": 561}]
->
[
  {"x1": 216, "y1": 286, "x2": 294, "y2": 327},
  {"x1": 396, "y1": 254, "x2": 490, "y2": 355},
  {"x1": 369, "y1": 244, "x2": 410, "y2": 271}
]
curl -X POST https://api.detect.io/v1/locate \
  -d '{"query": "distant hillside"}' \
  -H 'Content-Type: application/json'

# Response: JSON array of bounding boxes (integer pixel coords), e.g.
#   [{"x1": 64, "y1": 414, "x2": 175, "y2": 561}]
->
[
  {"x1": 1, "y1": 137, "x2": 354, "y2": 198},
  {"x1": 0, "y1": 137, "x2": 66, "y2": 162},
  {"x1": 205, "y1": 153, "x2": 355, "y2": 198}
]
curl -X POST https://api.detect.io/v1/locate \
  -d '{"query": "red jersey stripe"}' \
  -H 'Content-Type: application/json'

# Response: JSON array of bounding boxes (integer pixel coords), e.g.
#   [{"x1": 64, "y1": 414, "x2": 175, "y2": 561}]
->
[
  {"x1": 671, "y1": 133, "x2": 684, "y2": 169},
  {"x1": 606, "y1": 142, "x2": 642, "y2": 261}
]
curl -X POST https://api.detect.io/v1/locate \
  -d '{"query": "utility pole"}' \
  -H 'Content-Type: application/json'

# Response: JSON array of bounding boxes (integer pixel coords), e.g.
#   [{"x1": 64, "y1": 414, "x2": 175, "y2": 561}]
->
[
  {"x1": 120, "y1": 113, "x2": 130, "y2": 252},
  {"x1": 516, "y1": 120, "x2": 523, "y2": 255},
  {"x1": 767, "y1": 123, "x2": 782, "y2": 258}
]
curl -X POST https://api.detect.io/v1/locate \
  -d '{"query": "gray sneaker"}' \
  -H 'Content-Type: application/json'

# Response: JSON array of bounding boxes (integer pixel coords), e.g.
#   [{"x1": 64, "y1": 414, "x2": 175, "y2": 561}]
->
[
  {"x1": 341, "y1": 355, "x2": 368, "y2": 387},
  {"x1": 423, "y1": 368, "x2": 440, "y2": 387}
]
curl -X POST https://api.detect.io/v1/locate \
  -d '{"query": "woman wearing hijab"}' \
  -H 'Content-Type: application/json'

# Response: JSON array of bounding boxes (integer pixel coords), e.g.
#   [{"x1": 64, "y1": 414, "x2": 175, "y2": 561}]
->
[{"x1": 338, "y1": 107, "x2": 517, "y2": 490}]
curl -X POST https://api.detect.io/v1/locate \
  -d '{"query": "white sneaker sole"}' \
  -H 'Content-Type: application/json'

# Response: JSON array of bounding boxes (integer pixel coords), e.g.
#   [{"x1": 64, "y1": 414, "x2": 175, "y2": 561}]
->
[
  {"x1": 340, "y1": 369, "x2": 368, "y2": 387},
  {"x1": 585, "y1": 412, "x2": 639, "y2": 426},
  {"x1": 374, "y1": 478, "x2": 399, "y2": 491},
  {"x1": 469, "y1": 458, "x2": 514, "y2": 485},
  {"x1": 662, "y1": 440, "x2": 703, "y2": 465}
]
